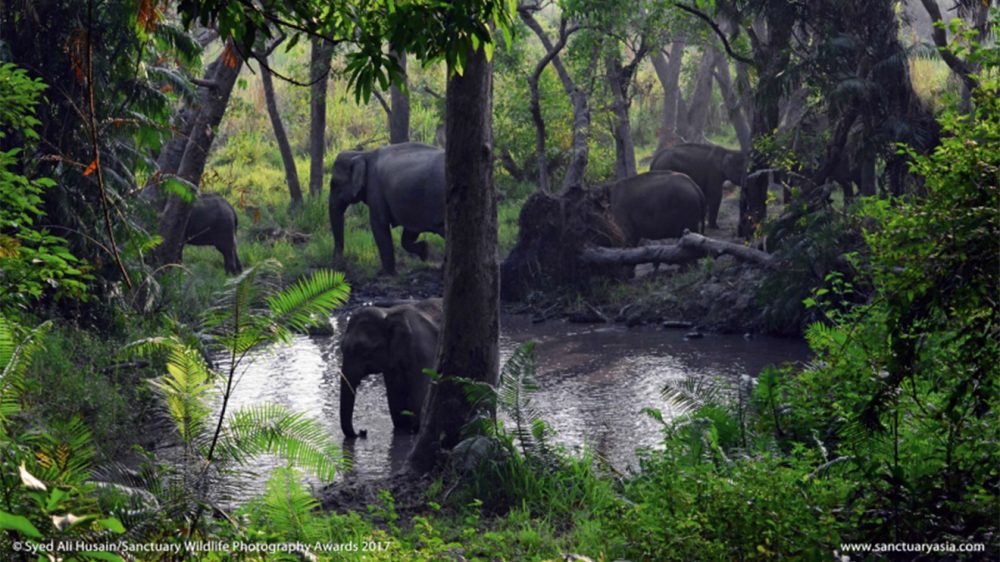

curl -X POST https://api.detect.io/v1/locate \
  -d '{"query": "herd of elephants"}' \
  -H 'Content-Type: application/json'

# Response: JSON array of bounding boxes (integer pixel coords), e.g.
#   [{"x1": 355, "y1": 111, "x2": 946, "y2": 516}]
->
[{"x1": 183, "y1": 140, "x2": 746, "y2": 438}]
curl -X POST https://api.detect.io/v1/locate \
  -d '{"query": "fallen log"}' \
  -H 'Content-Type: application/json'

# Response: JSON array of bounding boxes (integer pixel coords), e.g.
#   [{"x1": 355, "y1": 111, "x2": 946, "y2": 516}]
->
[{"x1": 579, "y1": 232, "x2": 777, "y2": 269}]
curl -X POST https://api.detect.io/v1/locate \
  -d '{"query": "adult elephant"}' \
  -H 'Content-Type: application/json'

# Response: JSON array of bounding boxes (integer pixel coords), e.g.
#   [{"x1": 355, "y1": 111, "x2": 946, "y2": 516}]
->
[
  {"x1": 649, "y1": 143, "x2": 745, "y2": 229},
  {"x1": 599, "y1": 171, "x2": 706, "y2": 246},
  {"x1": 329, "y1": 143, "x2": 445, "y2": 275},
  {"x1": 339, "y1": 298, "x2": 443, "y2": 439},
  {"x1": 185, "y1": 194, "x2": 242, "y2": 275}
]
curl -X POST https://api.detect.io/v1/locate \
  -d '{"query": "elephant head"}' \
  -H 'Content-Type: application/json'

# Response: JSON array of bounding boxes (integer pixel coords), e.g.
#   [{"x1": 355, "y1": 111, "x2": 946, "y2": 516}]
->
[
  {"x1": 722, "y1": 151, "x2": 747, "y2": 184},
  {"x1": 338, "y1": 299, "x2": 442, "y2": 439},
  {"x1": 339, "y1": 307, "x2": 389, "y2": 439},
  {"x1": 328, "y1": 150, "x2": 365, "y2": 261}
]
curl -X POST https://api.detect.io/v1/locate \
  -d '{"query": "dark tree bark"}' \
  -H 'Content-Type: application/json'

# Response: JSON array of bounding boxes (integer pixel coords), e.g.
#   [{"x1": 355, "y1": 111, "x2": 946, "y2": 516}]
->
[
  {"x1": 308, "y1": 37, "x2": 334, "y2": 197},
  {"x1": 410, "y1": 43, "x2": 498, "y2": 471},
  {"x1": 681, "y1": 48, "x2": 718, "y2": 143},
  {"x1": 651, "y1": 41, "x2": 685, "y2": 149},
  {"x1": 389, "y1": 46, "x2": 410, "y2": 144},
  {"x1": 520, "y1": 8, "x2": 591, "y2": 190},
  {"x1": 606, "y1": 46, "x2": 647, "y2": 180},
  {"x1": 260, "y1": 56, "x2": 303, "y2": 209},
  {"x1": 157, "y1": 42, "x2": 243, "y2": 267},
  {"x1": 738, "y1": 9, "x2": 793, "y2": 238}
]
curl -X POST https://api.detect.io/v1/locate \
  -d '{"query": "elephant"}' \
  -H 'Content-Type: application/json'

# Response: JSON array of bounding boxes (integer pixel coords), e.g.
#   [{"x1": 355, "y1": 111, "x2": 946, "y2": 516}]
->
[
  {"x1": 185, "y1": 194, "x2": 242, "y2": 275},
  {"x1": 329, "y1": 142, "x2": 445, "y2": 275},
  {"x1": 339, "y1": 298, "x2": 443, "y2": 439},
  {"x1": 599, "y1": 171, "x2": 706, "y2": 246},
  {"x1": 649, "y1": 142, "x2": 745, "y2": 229}
]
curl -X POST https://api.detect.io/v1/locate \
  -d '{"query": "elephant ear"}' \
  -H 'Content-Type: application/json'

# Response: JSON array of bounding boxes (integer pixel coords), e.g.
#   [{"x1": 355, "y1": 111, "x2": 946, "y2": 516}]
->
[
  {"x1": 386, "y1": 308, "x2": 437, "y2": 376},
  {"x1": 349, "y1": 155, "x2": 368, "y2": 201}
]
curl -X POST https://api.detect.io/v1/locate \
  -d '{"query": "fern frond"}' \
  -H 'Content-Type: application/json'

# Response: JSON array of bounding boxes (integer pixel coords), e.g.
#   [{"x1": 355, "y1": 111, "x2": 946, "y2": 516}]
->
[
  {"x1": 0, "y1": 317, "x2": 51, "y2": 426},
  {"x1": 498, "y1": 342, "x2": 549, "y2": 457},
  {"x1": 257, "y1": 467, "x2": 319, "y2": 541},
  {"x1": 660, "y1": 376, "x2": 729, "y2": 418},
  {"x1": 148, "y1": 344, "x2": 214, "y2": 446},
  {"x1": 220, "y1": 403, "x2": 347, "y2": 482},
  {"x1": 266, "y1": 269, "x2": 351, "y2": 340},
  {"x1": 30, "y1": 417, "x2": 95, "y2": 486}
]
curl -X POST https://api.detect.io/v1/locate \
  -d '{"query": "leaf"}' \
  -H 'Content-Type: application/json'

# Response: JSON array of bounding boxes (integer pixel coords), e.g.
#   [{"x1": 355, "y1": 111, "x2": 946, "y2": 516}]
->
[
  {"x1": 0, "y1": 510, "x2": 41, "y2": 538},
  {"x1": 97, "y1": 517, "x2": 126, "y2": 534}
]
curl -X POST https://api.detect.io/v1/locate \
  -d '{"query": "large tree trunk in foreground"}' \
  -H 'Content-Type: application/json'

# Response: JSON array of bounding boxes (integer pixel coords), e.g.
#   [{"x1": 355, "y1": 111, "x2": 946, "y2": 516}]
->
[
  {"x1": 308, "y1": 37, "x2": 334, "y2": 197},
  {"x1": 261, "y1": 56, "x2": 303, "y2": 209},
  {"x1": 157, "y1": 42, "x2": 243, "y2": 267},
  {"x1": 389, "y1": 47, "x2": 410, "y2": 144},
  {"x1": 580, "y1": 232, "x2": 775, "y2": 268},
  {"x1": 410, "y1": 44, "x2": 498, "y2": 471}
]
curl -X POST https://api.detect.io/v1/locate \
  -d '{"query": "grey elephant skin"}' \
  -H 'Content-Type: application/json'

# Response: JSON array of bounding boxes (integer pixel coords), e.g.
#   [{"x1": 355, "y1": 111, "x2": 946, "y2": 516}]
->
[
  {"x1": 185, "y1": 194, "x2": 242, "y2": 275},
  {"x1": 649, "y1": 143, "x2": 745, "y2": 229},
  {"x1": 599, "y1": 171, "x2": 706, "y2": 245},
  {"x1": 329, "y1": 143, "x2": 445, "y2": 275},
  {"x1": 339, "y1": 298, "x2": 443, "y2": 439}
]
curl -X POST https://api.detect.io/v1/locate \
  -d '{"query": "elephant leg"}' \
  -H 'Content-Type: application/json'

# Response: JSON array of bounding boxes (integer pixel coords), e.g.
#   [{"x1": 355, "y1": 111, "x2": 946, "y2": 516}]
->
[
  {"x1": 371, "y1": 219, "x2": 396, "y2": 275},
  {"x1": 707, "y1": 192, "x2": 722, "y2": 229},
  {"x1": 217, "y1": 238, "x2": 239, "y2": 276},
  {"x1": 401, "y1": 229, "x2": 430, "y2": 261},
  {"x1": 384, "y1": 374, "x2": 415, "y2": 432}
]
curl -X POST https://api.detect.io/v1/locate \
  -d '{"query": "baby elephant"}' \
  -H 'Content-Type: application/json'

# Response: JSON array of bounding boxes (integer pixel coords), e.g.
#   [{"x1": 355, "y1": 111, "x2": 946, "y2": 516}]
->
[
  {"x1": 185, "y1": 195, "x2": 242, "y2": 275},
  {"x1": 339, "y1": 298, "x2": 443, "y2": 439}
]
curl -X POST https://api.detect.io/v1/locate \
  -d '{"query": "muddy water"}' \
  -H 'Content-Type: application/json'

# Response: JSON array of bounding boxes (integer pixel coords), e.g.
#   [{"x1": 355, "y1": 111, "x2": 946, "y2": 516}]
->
[{"x1": 216, "y1": 314, "x2": 809, "y2": 492}]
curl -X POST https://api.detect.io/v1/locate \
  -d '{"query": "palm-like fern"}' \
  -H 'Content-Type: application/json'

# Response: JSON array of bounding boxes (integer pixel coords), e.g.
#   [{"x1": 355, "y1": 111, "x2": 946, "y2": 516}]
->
[
  {"x1": 497, "y1": 342, "x2": 550, "y2": 457},
  {"x1": 0, "y1": 316, "x2": 51, "y2": 430},
  {"x1": 113, "y1": 262, "x2": 351, "y2": 536}
]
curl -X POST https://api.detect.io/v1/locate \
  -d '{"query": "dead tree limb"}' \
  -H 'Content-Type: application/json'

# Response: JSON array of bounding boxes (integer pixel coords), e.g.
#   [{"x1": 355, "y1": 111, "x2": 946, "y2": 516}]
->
[{"x1": 580, "y1": 232, "x2": 776, "y2": 268}]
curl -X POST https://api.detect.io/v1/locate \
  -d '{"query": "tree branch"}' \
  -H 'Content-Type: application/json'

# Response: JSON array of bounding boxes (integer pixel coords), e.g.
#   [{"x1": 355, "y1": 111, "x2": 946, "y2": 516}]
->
[{"x1": 673, "y1": 2, "x2": 754, "y2": 66}]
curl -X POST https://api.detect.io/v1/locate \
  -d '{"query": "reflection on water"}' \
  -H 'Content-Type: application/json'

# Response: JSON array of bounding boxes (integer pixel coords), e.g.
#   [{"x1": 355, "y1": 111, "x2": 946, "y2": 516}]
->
[{"x1": 214, "y1": 314, "x2": 809, "y2": 496}]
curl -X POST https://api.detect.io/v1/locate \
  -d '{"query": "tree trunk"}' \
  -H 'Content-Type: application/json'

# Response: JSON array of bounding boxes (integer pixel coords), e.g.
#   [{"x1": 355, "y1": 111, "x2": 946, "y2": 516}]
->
[
  {"x1": 308, "y1": 37, "x2": 334, "y2": 197},
  {"x1": 739, "y1": 12, "x2": 792, "y2": 239},
  {"x1": 389, "y1": 46, "x2": 410, "y2": 144},
  {"x1": 651, "y1": 41, "x2": 685, "y2": 149},
  {"x1": 606, "y1": 54, "x2": 637, "y2": 179},
  {"x1": 261, "y1": 56, "x2": 303, "y2": 209},
  {"x1": 157, "y1": 42, "x2": 243, "y2": 267},
  {"x1": 409, "y1": 43, "x2": 498, "y2": 471},
  {"x1": 713, "y1": 50, "x2": 751, "y2": 152},
  {"x1": 520, "y1": 9, "x2": 590, "y2": 190},
  {"x1": 521, "y1": 16, "x2": 575, "y2": 193},
  {"x1": 682, "y1": 48, "x2": 718, "y2": 143}
]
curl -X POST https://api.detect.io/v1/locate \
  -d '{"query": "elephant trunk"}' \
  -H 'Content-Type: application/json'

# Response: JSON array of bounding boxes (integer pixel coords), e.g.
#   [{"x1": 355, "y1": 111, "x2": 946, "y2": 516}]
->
[
  {"x1": 340, "y1": 377, "x2": 362, "y2": 439},
  {"x1": 330, "y1": 200, "x2": 348, "y2": 260}
]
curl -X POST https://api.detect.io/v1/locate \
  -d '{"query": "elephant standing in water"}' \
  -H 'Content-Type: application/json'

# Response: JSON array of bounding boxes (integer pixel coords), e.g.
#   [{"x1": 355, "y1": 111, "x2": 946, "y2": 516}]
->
[
  {"x1": 185, "y1": 194, "x2": 242, "y2": 275},
  {"x1": 649, "y1": 143, "x2": 745, "y2": 229},
  {"x1": 339, "y1": 298, "x2": 443, "y2": 439},
  {"x1": 599, "y1": 171, "x2": 706, "y2": 246},
  {"x1": 329, "y1": 143, "x2": 445, "y2": 275}
]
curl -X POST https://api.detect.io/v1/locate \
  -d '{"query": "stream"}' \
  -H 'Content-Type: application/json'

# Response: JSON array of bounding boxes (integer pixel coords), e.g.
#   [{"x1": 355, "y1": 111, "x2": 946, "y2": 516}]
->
[{"x1": 215, "y1": 313, "x2": 809, "y2": 496}]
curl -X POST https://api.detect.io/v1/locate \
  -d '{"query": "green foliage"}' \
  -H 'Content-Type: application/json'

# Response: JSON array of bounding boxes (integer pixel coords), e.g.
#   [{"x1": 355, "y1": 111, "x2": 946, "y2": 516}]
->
[
  {"x1": 751, "y1": 76, "x2": 1000, "y2": 547},
  {"x1": 0, "y1": 63, "x2": 90, "y2": 314},
  {"x1": 0, "y1": 315, "x2": 127, "y2": 561}
]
